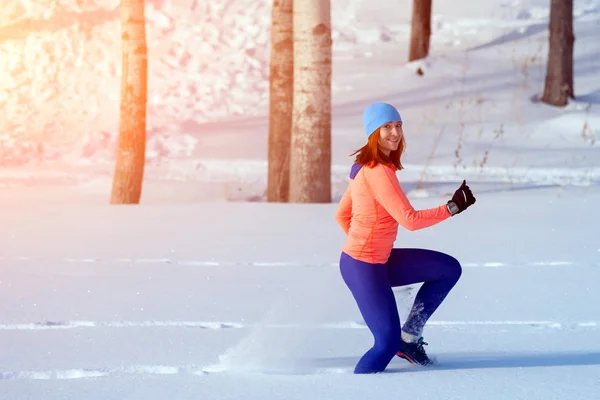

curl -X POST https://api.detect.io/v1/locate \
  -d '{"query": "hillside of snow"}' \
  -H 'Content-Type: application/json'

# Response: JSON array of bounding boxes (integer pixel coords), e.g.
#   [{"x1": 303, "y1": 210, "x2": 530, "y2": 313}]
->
[{"x1": 0, "y1": 0, "x2": 598, "y2": 195}]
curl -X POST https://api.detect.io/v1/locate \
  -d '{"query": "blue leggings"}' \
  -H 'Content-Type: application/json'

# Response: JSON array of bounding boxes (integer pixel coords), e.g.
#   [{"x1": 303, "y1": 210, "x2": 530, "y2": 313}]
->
[{"x1": 339, "y1": 249, "x2": 462, "y2": 374}]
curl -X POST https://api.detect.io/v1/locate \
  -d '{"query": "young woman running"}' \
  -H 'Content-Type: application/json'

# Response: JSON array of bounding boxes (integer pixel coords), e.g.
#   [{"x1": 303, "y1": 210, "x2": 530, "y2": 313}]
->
[{"x1": 335, "y1": 102, "x2": 476, "y2": 374}]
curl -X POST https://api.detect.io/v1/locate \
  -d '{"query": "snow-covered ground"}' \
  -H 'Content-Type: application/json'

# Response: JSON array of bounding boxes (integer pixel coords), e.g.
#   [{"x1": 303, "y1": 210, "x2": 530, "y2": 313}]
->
[
  {"x1": 1, "y1": 184, "x2": 599, "y2": 399},
  {"x1": 1, "y1": 0, "x2": 600, "y2": 398}
]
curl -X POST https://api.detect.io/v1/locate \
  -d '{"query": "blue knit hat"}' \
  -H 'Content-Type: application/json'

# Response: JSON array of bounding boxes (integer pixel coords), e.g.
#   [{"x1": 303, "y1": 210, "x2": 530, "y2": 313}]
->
[{"x1": 362, "y1": 102, "x2": 402, "y2": 138}]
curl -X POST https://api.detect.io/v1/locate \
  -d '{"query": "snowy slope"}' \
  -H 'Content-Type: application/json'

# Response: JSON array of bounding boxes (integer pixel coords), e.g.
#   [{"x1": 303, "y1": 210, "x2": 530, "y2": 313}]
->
[{"x1": 1, "y1": 0, "x2": 599, "y2": 182}]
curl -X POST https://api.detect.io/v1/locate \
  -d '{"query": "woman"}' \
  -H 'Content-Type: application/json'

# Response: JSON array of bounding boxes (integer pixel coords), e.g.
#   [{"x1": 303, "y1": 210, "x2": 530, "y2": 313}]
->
[{"x1": 335, "y1": 102, "x2": 476, "y2": 374}]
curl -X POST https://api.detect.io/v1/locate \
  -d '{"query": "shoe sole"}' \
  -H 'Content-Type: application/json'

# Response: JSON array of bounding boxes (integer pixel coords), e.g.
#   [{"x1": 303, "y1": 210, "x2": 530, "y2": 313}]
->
[
  {"x1": 396, "y1": 351, "x2": 433, "y2": 366},
  {"x1": 396, "y1": 351, "x2": 416, "y2": 364}
]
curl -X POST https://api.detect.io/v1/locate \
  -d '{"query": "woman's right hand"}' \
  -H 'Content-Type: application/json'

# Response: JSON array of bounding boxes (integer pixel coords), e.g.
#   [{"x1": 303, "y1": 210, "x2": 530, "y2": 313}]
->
[{"x1": 448, "y1": 180, "x2": 476, "y2": 215}]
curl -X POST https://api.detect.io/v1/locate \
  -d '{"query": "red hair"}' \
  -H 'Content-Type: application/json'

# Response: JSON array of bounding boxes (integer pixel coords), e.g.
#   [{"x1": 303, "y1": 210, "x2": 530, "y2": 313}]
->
[{"x1": 350, "y1": 128, "x2": 405, "y2": 170}]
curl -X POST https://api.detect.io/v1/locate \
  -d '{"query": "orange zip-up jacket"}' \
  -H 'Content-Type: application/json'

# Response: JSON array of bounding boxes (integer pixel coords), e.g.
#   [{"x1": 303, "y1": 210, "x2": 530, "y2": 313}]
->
[{"x1": 335, "y1": 163, "x2": 451, "y2": 264}]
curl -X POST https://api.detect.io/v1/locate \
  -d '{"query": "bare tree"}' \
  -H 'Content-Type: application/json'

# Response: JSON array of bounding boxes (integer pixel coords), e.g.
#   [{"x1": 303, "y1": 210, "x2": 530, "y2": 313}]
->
[
  {"x1": 267, "y1": 0, "x2": 294, "y2": 203},
  {"x1": 409, "y1": 0, "x2": 432, "y2": 62},
  {"x1": 110, "y1": 0, "x2": 147, "y2": 204},
  {"x1": 541, "y1": 0, "x2": 574, "y2": 107},
  {"x1": 289, "y1": 0, "x2": 332, "y2": 203}
]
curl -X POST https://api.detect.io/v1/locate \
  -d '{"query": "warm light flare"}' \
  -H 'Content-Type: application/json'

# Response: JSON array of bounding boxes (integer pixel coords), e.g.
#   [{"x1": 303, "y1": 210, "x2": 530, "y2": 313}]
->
[{"x1": 0, "y1": 1, "x2": 272, "y2": 166}]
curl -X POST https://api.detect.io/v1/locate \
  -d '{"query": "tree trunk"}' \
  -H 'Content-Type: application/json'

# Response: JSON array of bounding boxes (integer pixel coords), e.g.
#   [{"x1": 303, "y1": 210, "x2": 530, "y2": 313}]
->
[
  {"x1": 409, "y1": 0, "x2": 432, "y2": 62},
  {"x1": 110, "y1": 0, "x2": 147, "y2": 204},
  {"x1": 289, "y1": 0, "x2": 332, "y2": 203},
  {"x1": 541, "y1": 0, "x2": 574, "y2": 107},
  {"x1": 267, "y1": 0, "x2": 293, "y2": 203}
]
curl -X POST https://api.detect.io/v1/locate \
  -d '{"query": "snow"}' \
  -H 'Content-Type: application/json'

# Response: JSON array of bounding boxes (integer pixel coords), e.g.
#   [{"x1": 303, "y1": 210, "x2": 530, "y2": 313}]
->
[
  {"x1": 1, "y1": 0, "x2": 600, "y2": 398},
  {"x1": 1, "y1": 186, "x2": 599, "y2": 398}
]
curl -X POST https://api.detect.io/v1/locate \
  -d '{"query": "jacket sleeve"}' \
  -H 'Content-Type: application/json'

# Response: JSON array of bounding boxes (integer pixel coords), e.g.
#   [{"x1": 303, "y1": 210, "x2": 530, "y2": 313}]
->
[
  {"x1": 364, "y1": 165, "x2": 450, "y2": 231},
  {"x1": 335, "y1": 186, "x2": 352, "y2": 235}
]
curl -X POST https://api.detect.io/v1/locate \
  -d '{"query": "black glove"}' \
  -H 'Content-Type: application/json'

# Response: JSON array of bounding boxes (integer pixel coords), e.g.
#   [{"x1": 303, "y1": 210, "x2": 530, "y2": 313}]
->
[{"x1": 448, "y1": 180, "x2": 476, "y2": 215}]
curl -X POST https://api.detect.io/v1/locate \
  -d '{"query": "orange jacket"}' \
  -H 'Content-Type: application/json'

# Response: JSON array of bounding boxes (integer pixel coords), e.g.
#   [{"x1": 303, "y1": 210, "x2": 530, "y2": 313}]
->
[{"x1": 335, "y1": 163, "x2": 451, "y2": 264}]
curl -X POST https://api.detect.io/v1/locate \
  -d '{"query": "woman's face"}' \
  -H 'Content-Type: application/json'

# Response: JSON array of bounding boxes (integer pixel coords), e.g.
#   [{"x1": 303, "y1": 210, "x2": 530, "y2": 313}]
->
[{"x1": 378, "y1": 120, "x2": 403, "y2": 156}]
